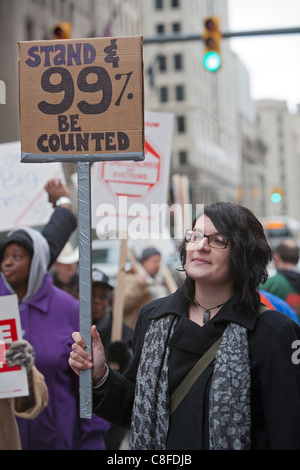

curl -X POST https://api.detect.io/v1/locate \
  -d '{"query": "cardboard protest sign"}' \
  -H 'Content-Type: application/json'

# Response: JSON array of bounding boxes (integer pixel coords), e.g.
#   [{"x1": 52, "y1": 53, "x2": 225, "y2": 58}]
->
[
  {"x1": 92, "y1": 111, "x2": 174, "y2": 237},
  {"x1": 0, "y1": 141, "x2": 65, "y2": 232},
  {"x1": 0, "y1": 295, "x2": 28, "y2": 399},
  {"x1": 18, "y1": 36, "x2": 144, "y2": 162}
]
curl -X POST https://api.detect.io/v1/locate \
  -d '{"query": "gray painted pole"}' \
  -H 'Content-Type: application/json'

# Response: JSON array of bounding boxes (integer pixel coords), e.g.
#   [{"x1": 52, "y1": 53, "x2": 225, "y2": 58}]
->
[{"x1": 77, "y1": 161, "x2": 93, "y2": 419}]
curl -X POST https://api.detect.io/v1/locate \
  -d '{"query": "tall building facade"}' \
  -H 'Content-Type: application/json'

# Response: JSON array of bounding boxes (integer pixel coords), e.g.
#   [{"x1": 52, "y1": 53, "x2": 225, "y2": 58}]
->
[
  {"x1": 234, "y1": 53, "x2": 267, "y2": 218},
  {"x1": 256, "y1": 99, "x2": 300, "y2": 220},
  {"x1": 142, "y1": 0, "x2": 242, "y2": 209}
]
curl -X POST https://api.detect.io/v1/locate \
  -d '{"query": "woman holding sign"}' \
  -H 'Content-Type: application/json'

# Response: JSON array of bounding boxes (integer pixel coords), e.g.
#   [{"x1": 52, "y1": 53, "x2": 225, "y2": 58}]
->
[
  {"x1": 69, "y1": 202, "x2": 300, "y2": 450},
  {"x1": 0, "y1": 179, "x2": 110, "y2": 450}
]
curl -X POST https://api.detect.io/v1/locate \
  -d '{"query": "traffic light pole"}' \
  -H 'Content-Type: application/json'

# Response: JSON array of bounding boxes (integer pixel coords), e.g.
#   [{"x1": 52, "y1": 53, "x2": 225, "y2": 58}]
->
[{"x1": 143, "y1": 26, "x2": 300, "y2": 44}]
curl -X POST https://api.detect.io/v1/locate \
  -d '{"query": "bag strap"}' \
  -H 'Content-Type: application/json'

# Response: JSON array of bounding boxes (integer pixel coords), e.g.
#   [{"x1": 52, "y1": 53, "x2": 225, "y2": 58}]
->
[
  {"x1": 170, "y1": 304, "x2": 268, "y2": 416},
  {"x1": 258, "y1": 304, "x2": 269, "y2": 315},
  {"x1": 170, "y1": 336, "x2": 222, "y2": 416}
]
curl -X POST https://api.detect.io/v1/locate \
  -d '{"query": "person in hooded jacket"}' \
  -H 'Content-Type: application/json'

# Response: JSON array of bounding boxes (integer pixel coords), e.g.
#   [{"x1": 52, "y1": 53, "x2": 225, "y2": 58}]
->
[
  {"x1": 0, "y1": 179, "x2": 110, "y2": 450},
  {"x1": 261, "y1": 238, "x2": 300, "y2": 321}
]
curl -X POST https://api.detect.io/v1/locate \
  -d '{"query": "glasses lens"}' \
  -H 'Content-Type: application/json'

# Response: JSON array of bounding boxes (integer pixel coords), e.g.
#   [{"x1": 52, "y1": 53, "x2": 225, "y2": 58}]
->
[
  {"x1": 185, "y1": 230, "x2": 228, "y2": 248},
  {"x1": 209, "y1": 235, "x2": 228, "y2": 249},
  {"x1": 186, "y1": 230, "x2": 203, "y2": 243}
]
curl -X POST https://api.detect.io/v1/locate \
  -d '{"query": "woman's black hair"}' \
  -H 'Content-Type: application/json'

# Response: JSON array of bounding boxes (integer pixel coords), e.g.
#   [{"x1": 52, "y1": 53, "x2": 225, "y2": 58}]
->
[{"x1": 178, "y1": 202, "x2": 273, "y2": 313}]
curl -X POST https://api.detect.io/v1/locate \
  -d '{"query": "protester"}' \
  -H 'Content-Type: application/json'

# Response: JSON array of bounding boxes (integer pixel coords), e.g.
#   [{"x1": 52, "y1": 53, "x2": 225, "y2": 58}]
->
[
  {"x1": 1, "y1": 340, "x2": 48, "y2": 450},
  {"x1": 122, "y1": 246, "x2": 168, "y2": 329},
  {"x1": 261, "y1": 238, "x2": 300, "y2": 319},
  {"x1": 0, "y1": 179, "x2": 109, "y2": 449},
  {"x1": 138, "y1": 246, "x2": 169, "y2": 300},
  {"x1": 92, "y1": 267, "x2": 133, "y2": 449},
  {"x1": 123, "y1": 267, "x2": 152, "y2": 329},
  {"x1": 92, "y1": 268, "x2": 133, "y2": 364},
  {"x1": 51, "y1": 241, "x2": 79, "y2": 299},
  {"x1": 70, "y1": 202, "x2": 300, "y2": 450}
]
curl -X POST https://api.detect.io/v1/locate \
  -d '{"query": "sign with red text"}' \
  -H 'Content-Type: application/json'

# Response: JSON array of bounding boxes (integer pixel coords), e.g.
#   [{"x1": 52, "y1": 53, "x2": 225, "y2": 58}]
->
[
  {"x1": 92, "y1": 111, "x2": 174, "y2": 237},
  {"x1": 0, "y1": 295, "x2": 28, "y2": 399},
  {"x1": 18, "y1": 36, "x2": 144, "y2": 161}
]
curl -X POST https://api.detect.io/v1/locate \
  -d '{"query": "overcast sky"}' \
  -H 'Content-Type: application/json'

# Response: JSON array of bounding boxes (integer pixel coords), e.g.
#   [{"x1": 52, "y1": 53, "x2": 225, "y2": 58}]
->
[{"x1": 227, "y1": 0, "x2": 300, "y2": 111}]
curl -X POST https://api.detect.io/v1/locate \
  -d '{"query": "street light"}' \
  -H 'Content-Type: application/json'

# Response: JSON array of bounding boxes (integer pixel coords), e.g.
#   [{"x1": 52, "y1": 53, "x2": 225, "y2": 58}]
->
[
  {"x1": 52, "y1": 22, "x2": 72, "y2": 40},
  {"x1": 202, "y1": 17, "x2": 222, "y2": 72},
  {"x1": 270, "y1": 188, "x2": 283, "y2": 203}
]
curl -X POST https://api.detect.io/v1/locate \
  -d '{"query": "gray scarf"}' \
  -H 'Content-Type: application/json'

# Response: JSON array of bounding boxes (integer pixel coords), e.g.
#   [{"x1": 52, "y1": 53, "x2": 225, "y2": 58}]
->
[{"x1": 129, "y1": 315, "x2": 251, "y2": 450}]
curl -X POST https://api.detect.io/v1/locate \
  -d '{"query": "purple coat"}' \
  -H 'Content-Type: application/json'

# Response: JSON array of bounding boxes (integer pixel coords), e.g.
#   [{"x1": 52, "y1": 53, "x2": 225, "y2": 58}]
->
[{"x1": 0, "y1": 274, "x2": 110, "y2": 450}]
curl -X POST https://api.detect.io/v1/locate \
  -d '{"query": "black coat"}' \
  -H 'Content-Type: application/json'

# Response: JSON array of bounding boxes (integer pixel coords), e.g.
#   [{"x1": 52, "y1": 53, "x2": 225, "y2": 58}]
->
[
  {"x1": 42, "y1": 207, "x2": 77, "y2": 267},
  {"x1": 95, "y1": 310, "x2": 133, "y2": 374},
  {"x1": 94, "y1": 285, "x2": 300, "y2": 450}
]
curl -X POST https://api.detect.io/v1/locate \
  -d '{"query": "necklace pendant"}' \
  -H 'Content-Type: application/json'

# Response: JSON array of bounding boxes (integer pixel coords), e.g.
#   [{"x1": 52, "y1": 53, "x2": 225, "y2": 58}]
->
[{"x1": 203, "y1": 309, "x2": 211, "y2": 324}]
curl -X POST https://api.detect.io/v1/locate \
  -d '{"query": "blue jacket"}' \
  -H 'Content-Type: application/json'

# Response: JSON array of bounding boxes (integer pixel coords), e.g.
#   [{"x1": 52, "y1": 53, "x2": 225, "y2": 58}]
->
[{"x1": 260, "y1": 289, "x2": 300, "y2": 325}]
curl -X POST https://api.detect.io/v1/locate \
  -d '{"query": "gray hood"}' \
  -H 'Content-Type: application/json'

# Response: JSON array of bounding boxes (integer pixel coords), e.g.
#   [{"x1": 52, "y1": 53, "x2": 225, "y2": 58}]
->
[{"x1": 2, "y1": 226, "x2": 50, "y2": 302}]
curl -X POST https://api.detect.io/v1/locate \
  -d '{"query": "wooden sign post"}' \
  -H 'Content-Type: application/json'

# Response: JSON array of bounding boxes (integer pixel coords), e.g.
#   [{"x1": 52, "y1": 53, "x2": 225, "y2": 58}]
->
[
  {"x1": 18, "y1": 35, "x2": 144, "y2": 418},
  {"x1": 111, "y1": 236, "x2": 128, "y2": 342}
]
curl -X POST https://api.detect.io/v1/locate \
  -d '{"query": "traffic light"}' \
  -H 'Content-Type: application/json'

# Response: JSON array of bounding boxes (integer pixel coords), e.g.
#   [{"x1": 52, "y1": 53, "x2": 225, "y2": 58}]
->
[
  {"x1": 202, "y1": 17, "x2": 222, "y2": 72},
  {"x1": 270, "y1": 187, "x2": 283, "y2": 203},
  {"x1": 52, "y1": 22, "x2": 72, "y2": 40}
]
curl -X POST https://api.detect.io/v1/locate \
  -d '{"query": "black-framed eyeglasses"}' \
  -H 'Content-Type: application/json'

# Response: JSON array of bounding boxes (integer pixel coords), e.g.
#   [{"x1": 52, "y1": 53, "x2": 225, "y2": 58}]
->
[{"x1": 185, "y1": 229, "x2": 230, "y2": 249}]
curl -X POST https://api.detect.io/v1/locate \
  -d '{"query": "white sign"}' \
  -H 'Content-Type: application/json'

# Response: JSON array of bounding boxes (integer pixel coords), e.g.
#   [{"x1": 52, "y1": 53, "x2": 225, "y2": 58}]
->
[
  {"x1": 0, "y1": 295, "x2": 28, "y2": 399},
  {"x1": 92, "y1": 111, "x2": 174, "y2": 238},
  {"x1": 0, "y1": 141, "x2": 65, "y2": 231}
]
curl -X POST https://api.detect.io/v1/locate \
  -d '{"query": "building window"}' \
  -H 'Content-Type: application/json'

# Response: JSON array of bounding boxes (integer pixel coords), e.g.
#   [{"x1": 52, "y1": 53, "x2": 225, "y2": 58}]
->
[
  {"x1": 160, "y1": 86, "x2": 168, "y2": 102},
  {"x1": 155, "y1": 0, "x2": 163, "y2": 9},
  {"x1": 174, "y1": 54, "x2": 183, "y2": 70},
  {"x1": 171, "y1": 0, "x2": 180, "y2": 7},
  {"x1": 158, "y1": 55, "x2": 167, "y2": 72},
  {"x1": 175, "y1": 85, "x2": 184, "y2": 101},
  {"x1": 172, "y1": 23, "x2": 181, "y2": 33},
  {"x1": 179, "y1": 151, "x2": 188, "y2": 165},
  {"x1": 177, "y1": 116, "x2": 186, "y2": 133},
  {"x1": 156, "y1": 24, "x2": 165, "y2": 34}
]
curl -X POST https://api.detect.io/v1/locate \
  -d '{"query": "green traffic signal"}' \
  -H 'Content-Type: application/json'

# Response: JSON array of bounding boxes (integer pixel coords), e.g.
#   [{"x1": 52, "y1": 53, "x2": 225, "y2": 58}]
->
[
  {"x1": 203, "y1": 51, "x2": 221, "y2": 72},
  {"x1": 271, "y1": 192, "x2": 282, "y2": 203}
]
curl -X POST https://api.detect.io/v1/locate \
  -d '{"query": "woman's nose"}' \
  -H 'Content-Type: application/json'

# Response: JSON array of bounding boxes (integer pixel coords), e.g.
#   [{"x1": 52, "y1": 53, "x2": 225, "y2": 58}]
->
[{"x1": 196, "y1": 236, "x2": 210, "y2": 250}]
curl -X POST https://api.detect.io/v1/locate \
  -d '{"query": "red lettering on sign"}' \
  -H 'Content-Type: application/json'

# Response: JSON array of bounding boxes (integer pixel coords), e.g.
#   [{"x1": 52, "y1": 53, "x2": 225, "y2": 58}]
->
[
  {"x1": 100, "y1": 138, "x2": 162, "y2": 199},
  {"x1": 0, "y1": 319, "x2": 21, "y2": 373}
]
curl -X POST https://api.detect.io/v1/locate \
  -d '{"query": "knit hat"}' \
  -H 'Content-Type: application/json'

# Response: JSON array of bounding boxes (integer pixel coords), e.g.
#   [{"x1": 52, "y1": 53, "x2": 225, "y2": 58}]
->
[
  {"x1": 0, "y1": 229, "x2": 34, "y2": 259},
  {"x1": 140, "y1": 246, "x2": 161, "y2": 263},
  {"x1": 92, "y1": 268, "x2": 113, "y2": 290}
]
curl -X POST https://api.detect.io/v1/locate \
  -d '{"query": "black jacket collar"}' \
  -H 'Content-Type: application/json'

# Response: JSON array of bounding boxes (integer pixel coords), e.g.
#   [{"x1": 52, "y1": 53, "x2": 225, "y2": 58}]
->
[{"x1": 146, "y1": 284, "x2": 258, "y2": 331}]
